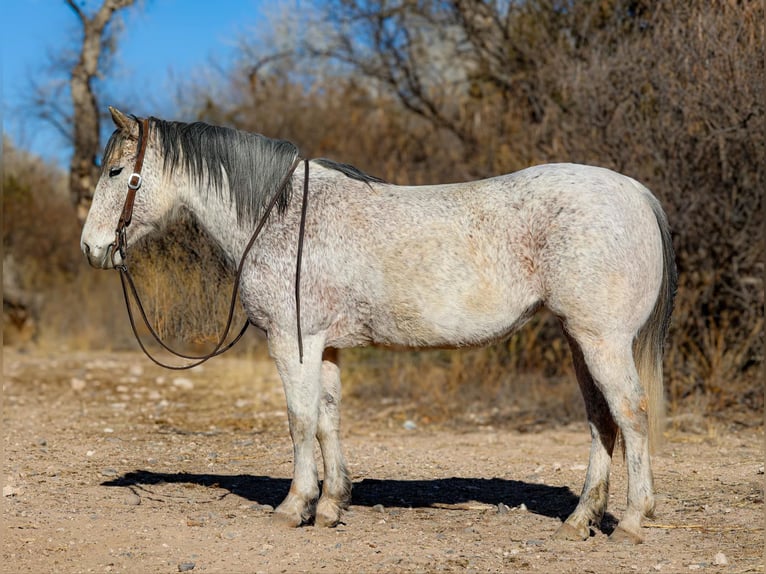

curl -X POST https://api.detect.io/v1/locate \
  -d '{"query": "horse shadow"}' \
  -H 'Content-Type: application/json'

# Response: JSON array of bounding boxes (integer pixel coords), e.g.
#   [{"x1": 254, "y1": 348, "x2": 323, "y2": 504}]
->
[{"x1": 102, "y1": 470, "x2": 617, "y2": 532}]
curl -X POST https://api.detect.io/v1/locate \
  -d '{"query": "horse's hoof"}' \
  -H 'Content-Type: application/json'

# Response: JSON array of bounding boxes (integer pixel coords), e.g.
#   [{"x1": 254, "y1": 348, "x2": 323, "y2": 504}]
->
[
  {"x1": 552, "y1": 522, "x2": 589, "y2": 541},
  {"x1": 272, "y1": 509, "x2": 303, "y2": 528},
  {"x1": 609, "y1": 525, "x2": 643, "y2": 544},
  {"x1": 315, "y1": 498, "x2": 343, "y2": 528}
]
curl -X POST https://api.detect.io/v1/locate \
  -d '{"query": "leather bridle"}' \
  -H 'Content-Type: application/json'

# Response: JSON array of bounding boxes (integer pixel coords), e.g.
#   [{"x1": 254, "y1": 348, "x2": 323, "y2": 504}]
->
[
  {"x1": 112, "y1": 117, "x2": 150, "y2": 268},
  {"x1": 110, "y1": 117, "x2": 309, "y2": 369}
]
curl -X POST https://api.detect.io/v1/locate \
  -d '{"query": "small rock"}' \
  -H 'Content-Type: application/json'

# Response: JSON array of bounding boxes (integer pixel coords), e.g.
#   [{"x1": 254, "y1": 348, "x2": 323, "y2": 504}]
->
[
  {"x1": 129, "y1": 364, "x2": 144, "y2": 377},
  {"x1": 173, "y1": 378, "x2": 194, "y2": 390},
  {"x1": 372, "y1": 504, "x2": 385, "y2": 513},
  {"x1": 497, "y1": 503, "x2": 510, "y2": 514},
  {"x1": 402, "y1": 420, "x2": 417, "y2": 431},
  {"x1": 3, "y1": 485, "x2": 20, "y2": 497},
  {"x1": 518, "y1": 503, "x2": 528, "y2": 512},
  {"x1": 101, "y1": 468, "x2": 119, "y2": 477},
  {"x1": 124, "y1": 493, "x2": 141, "y2": 506},
  {"x1": 86, "y1": 450, "x2": 96, "y2": 457},
  {"x1": 70, "y1": 377, "x2": 86, "y2": 391},
  {"x1": 36, "y1": 438, "x2": 47, "y2": 447},
  {"x1": 570, "y1": 464, "x2": 587, "y2": 471},
  {"x1": 757, "y1": 465, "x2": 764, "y2": 475},
  {"x1": 178, "y1": 562, "x2": 196, "y2": 572},
  {"x1": 713, "y1": 553, "x2": 728, "y2": 566}
]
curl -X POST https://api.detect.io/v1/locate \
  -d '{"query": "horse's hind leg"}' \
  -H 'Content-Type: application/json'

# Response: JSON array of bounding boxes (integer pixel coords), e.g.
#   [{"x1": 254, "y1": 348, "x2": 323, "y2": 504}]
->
[
  {"x1": 554, "y1": 333, "x2": 618, "y2": 541},
  {"x1": 315, "y1": 353, "x2": 351, "y2": 527},
  {"x1": 569, "y1": 333, "x2": 655, "y2": 544}
]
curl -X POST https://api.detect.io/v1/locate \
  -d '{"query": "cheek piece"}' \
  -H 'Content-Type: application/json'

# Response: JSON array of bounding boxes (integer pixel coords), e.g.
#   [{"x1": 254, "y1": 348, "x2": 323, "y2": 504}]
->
[{"x1": 111, "y1": 117, "x2": 149, "y2": 268}]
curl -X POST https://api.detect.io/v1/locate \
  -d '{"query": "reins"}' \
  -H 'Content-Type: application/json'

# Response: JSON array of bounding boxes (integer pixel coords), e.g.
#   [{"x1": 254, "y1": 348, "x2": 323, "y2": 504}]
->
[{"x1": 111, "y1": 118, "x2": 309, "y2": 369}]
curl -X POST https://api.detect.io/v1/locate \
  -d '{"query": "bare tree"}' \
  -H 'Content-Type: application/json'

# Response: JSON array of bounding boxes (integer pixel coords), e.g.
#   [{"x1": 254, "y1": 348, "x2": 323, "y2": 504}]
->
[{"x1": 65, "y1": 0, "x2": 137, "y2": 222}]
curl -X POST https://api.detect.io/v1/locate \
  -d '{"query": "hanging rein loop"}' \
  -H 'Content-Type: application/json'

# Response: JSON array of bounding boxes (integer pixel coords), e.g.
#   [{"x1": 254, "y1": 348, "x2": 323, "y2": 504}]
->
[{"x1": 111, "y1": 117, "x2": 310, "y2": 369}]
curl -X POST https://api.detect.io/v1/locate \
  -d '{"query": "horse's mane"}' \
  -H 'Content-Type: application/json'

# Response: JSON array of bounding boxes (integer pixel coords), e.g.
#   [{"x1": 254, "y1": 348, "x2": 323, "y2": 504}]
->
[
  {"x1": 313, "y1": 158, "x2": 386, "y2": 185},
  {"x1": 102, "y1": 118, "x2": 385, "y2": 224},
  {"x1": 153, "y1": 118, "x2": 300, "y2": 224}
]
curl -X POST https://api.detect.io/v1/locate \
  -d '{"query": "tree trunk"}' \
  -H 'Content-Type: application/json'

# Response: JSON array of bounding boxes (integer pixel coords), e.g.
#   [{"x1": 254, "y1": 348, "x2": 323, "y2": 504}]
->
[{"x1": 66, "y1": 0, "x2": 136, "y2": 223}]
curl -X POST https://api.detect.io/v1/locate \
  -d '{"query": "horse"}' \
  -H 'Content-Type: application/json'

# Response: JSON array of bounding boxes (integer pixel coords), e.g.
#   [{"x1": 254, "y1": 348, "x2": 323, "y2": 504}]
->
[{"x1": 81, "y1": 107, "x2": 676, "y2": 544}]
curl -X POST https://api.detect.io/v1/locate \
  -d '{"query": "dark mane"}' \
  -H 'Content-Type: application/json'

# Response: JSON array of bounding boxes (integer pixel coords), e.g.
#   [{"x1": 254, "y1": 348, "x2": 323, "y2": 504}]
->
[
  {"x1": 101, "y1": 118, "x2": 385, "y2": 223},
  {"x1": 151, "y1": 119, "x2": 300, "y2": 224},
  {"x1": 313, "y1": 158, "x2": 386, "y2": 185}
]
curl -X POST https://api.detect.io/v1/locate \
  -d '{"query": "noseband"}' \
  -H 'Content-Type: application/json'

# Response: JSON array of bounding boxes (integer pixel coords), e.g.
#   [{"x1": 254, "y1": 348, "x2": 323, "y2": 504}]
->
[{"x1": 110, "y1": 117, "x2": 309, "y2": 369}]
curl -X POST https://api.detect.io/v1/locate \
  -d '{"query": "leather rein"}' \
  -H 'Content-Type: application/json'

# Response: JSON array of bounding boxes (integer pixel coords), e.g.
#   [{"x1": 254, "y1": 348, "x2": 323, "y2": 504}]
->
[{"x1": 110, "y1": 117, "x2": 309, "y2": 369}]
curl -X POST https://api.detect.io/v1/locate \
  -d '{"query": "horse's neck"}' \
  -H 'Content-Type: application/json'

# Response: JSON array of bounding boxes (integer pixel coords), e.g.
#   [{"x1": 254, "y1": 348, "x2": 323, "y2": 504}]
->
[{"x1": 179, "y1": 180, "x2": 257, "y2": 263}]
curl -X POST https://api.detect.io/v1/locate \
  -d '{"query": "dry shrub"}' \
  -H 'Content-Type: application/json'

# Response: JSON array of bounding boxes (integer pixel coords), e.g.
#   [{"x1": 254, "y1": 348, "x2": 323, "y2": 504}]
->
[
  {"x1": 6, "y1": 2, "x2": 761, "y2": 427},
  {"x1": 542, "y1": 1, "x2": 765, "y2": 418},
  {"x1": 123, "y1": 215, "x2": 256, "y2": 355}
]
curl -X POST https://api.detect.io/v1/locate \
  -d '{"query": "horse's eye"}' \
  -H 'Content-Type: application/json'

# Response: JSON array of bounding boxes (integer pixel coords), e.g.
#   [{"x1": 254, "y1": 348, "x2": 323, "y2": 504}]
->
[{"x1": 109, "y1": 167, "x2": 124, "y2": 178}]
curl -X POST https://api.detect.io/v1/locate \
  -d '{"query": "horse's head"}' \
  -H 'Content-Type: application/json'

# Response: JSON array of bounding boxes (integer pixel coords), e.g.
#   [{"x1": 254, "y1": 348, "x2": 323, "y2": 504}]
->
[{"x1": 81, "y1": 107, "x2": 173, "y2": 269}]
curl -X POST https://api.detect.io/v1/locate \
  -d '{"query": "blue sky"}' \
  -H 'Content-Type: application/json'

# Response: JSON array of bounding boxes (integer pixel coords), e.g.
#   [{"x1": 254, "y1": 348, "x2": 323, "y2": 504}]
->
[{"x1": 2, "y1": 0, "x2": 268, "y2": 167}]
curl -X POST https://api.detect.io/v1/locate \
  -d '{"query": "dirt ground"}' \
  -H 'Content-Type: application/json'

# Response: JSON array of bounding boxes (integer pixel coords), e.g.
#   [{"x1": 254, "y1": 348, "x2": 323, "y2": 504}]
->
[{"x1": 3, "y1": 348, "x2": 763, "y2": 574}]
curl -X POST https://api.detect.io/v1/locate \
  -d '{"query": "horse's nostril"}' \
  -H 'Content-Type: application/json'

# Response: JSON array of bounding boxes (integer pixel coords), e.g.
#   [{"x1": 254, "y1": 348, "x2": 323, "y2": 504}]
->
[{"x1": 83, "y1": 242, "x2": 91, "y2": 256}]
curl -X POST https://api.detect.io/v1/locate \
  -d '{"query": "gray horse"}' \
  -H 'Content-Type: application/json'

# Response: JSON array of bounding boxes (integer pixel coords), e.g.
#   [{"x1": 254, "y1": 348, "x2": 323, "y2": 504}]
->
[{"x1": 81, "y1": 108, "x2": 676, "y2": 543}]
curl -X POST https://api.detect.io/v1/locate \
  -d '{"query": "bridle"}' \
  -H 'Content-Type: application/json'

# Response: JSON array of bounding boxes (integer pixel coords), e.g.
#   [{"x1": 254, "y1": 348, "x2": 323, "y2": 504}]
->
[{"x1": 110, "y1": 117, "x2": 309, "y2": 369}]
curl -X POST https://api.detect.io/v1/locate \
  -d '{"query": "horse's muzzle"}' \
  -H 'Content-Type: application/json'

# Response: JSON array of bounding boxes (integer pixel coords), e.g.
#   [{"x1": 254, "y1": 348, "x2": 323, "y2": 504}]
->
[{"x1": 81, "y1": 241, "x2": 121, "y2": 269}]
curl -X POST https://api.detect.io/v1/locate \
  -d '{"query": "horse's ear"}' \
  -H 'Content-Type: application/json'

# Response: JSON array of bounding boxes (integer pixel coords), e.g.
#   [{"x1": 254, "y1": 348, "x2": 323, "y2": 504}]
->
[{"x1": 109, "y1": 106, "x2": 135, "y2": 134}]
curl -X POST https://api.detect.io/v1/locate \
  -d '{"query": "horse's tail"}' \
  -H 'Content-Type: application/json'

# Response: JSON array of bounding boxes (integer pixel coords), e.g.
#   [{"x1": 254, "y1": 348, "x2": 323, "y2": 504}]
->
[{"x1": 633, "y1": 187, "x2": 677, "y2": 452}]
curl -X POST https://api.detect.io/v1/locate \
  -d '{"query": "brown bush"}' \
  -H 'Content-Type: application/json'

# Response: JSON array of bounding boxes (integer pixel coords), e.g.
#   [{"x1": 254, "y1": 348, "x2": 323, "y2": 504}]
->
[{"x1": 6, "y1": 1, "x2": 761, "y2": 427}]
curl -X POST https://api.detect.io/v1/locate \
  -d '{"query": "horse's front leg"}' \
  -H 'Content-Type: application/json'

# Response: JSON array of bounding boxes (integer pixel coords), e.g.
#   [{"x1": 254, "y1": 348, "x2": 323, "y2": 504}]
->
[
  {"x1": 315, "y1": 351, "x2": 351, "y2": 527},
  {"x1": 269, "y1": 332, "x2": 325, "y2": 527}
]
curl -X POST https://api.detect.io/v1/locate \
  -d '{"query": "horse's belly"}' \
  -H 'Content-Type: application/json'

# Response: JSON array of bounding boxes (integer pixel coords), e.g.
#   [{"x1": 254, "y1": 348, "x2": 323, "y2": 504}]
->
[
  {"x1": 370, "y1": 285, "x2": 540, "y2": 348},
  {"x1": 365, "y1": 226, "x2": 541, "y2": 347}
]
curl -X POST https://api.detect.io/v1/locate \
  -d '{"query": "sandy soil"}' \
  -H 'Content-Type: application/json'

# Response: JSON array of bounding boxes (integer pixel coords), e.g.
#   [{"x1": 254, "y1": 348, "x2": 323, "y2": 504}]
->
[{"x1": 3, "y1": 348, "x2": 763, "y2": 574}]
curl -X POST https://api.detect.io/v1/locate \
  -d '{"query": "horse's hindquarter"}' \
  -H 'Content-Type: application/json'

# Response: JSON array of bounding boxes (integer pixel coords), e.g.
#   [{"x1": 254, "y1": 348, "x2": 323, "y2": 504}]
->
[{"x1": 510, "y1": 164, "x2": 665, "y2": 339}]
